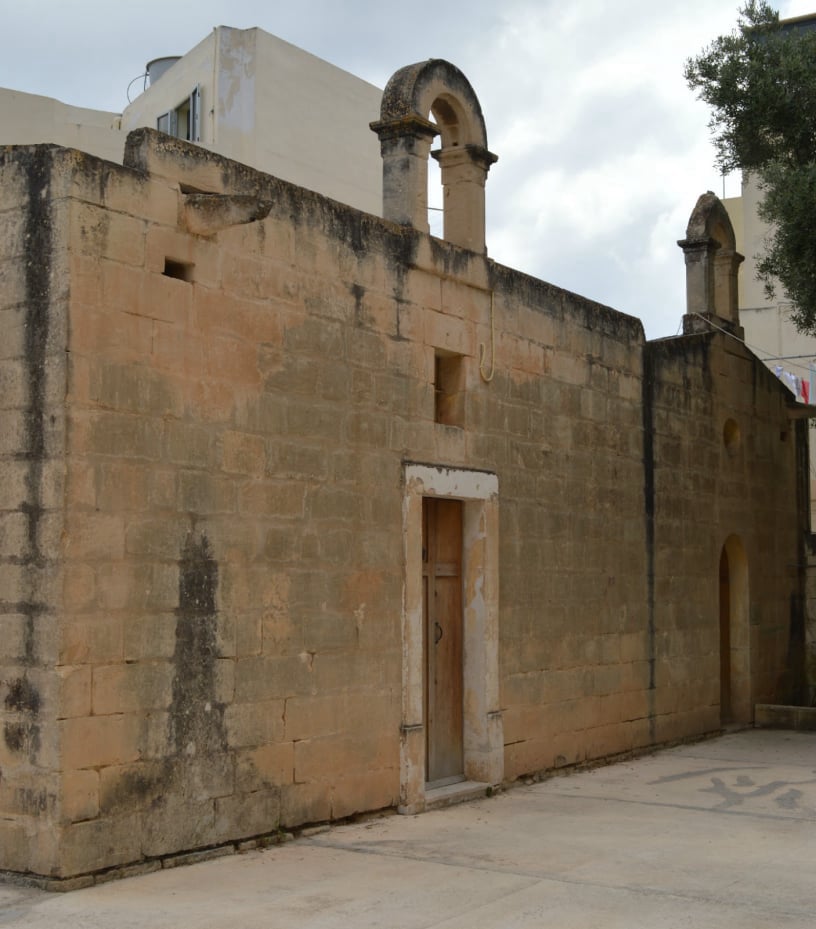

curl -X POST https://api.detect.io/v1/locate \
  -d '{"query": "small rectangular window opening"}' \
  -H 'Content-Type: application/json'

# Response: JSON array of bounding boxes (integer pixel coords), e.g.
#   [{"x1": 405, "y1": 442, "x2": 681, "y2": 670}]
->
[
  {"x1": 157, "y1": 86, "x2": 201, "y2": 142},
  {"x1": 163, "y1": 258, "x2": 194, "y2": 282},
  {"x1": 435, "y1": 350, "x2": 465, "y2": 427}
]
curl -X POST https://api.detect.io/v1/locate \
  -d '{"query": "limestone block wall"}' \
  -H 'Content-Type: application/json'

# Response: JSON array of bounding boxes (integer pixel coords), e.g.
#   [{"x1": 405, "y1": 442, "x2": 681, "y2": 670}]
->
[
  {"x1": 0, "y1": 147, "x2": 69, "y2": 874},
  {"x1": 489, "y1": 270, "x2": 652, "y2": 778},
  {"x1": 54, "y1": 141, "x2": 406, "y2": 878},
  {"x1": 645, "y1": 335, "x2": 805, "y2": 740},
  {"x1": 0, "y1": 133, "x2": 808, "y2": 881}
]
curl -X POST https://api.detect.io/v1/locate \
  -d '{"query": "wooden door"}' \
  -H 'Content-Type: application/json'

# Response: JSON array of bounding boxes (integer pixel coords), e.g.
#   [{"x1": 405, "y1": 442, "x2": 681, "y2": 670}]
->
[{"x1": 423, "y1": 497, "x2": 464, "y2": 785}]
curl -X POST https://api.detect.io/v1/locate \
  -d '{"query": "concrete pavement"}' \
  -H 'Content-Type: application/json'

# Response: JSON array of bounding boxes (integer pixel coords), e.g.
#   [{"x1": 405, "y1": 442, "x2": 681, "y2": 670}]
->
[{"x1": 1, "y1": 728, "x2": 814, "y2": 928}]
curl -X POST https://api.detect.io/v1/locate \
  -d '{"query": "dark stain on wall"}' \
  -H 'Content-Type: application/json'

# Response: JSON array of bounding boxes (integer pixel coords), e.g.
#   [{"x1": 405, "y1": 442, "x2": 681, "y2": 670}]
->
[
  {"x1": 350, "y1": 283, "x2": 366, "y2": 327},
  {"x1": 788, "y1": 415, "x2": 810, "y2": 705},
  {"x1": 641, "y1": 344, "x2": 657, "y2": 742},
  {"x1": 22, "y1": 151, "x2": 51, "y2": 465},
  {"x1": 429, "y1": 236, "x2": 473, "y2": 277},
  {"x1": 387, "y1": 228, "x2": 418, "y2": 317},
  {"x1": 4, "y1": 677, "x2": 41, "y2": 714},
  {"x1": 325, "y1": 202, "x2": 369, "y2": 258},
  {"x1": 20, "y1": 149, "x2": 51, "y2": 585},
  {"x1": 99, "y1": 761, "x2": 170, "y2": 816},
  {"x1": 14, "y1": 786, "x2": 51, "y2": 815},
  {"x1": 786, "y1": 592, "x2": 807, "y2": 705},
  {"x1": 1, "y1": 148, "x2": 53, "y2": 762},
  {"x1": 168, "y1": 533, "x2": 226, "y2": 756},
  {"x1": 3, "y1": 721, "x2": 40, "y2": 757}
]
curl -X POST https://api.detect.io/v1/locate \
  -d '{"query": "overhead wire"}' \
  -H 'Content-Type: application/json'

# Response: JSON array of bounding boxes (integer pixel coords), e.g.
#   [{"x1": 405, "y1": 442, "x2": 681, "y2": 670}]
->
[{"x1": 690, "y1": 311, "x2": 816, "y2": 379}]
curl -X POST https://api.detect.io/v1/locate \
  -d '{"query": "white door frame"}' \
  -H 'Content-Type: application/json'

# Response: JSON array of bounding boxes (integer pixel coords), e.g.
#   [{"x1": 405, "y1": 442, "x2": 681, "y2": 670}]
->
[{"x1": 400, "y1": 463, "x2": 503, "y2": 812}]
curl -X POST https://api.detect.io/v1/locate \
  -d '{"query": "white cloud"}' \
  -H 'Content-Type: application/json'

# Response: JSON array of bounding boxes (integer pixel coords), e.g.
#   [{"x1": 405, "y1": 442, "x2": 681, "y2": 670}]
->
[{"x1": 1, "y1": 0, "x2": 773, "y2": 338}]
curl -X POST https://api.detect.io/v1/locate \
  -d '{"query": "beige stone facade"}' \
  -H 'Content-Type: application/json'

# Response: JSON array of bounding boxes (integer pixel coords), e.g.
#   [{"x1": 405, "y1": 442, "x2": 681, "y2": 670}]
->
[{"x1": 0, "y1": 59, "x2": 810, "y2": 884}]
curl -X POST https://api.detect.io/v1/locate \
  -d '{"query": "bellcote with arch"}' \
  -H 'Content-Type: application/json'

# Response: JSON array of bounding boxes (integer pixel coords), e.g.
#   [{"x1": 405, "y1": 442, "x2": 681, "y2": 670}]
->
[
  {"x1": 370, "y1": 59, "x2": 498, "y2": 254},
  {"x1": 679, "y1": 192, "x2": 745, "y2": 338}
]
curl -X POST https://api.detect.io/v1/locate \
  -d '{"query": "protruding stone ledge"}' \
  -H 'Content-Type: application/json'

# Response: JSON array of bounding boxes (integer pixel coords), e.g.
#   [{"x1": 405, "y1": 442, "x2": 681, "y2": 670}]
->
[{"x1": 182, "y1": 193, "x2": 272, "y2": 236}]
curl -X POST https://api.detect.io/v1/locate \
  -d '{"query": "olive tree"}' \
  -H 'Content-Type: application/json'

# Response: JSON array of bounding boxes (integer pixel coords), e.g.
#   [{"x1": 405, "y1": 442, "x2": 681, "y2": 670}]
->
[{"x1": 686, "y1": 1, "x2": 816, "y2": 332}]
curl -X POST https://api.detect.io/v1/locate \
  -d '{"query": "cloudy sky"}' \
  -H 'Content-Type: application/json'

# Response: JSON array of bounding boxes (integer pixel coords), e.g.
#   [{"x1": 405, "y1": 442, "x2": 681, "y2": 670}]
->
[{"x1": 2, "y1": 0, "x2": 811, "y2": 338}]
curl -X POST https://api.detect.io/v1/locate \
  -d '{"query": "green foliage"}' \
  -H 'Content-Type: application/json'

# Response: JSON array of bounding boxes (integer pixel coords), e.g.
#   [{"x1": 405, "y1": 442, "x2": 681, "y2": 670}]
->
[{"x1": 686, "y1": 1, "x2": 816, "y2": 332}]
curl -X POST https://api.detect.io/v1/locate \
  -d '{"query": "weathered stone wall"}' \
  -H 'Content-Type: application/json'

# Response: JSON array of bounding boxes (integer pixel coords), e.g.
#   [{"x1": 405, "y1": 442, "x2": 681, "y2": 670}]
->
[
  {"x1": 54, "y1": 137, "x2": 418, "y2": 877},
  {"x1": 806, "y1": 536, "x2": 816, "y2": 706},
  {"x1": 0, "y1": 147, "x2": 69, "y2": 874},
  {"x1": 0, "y1": 133, "x2": 808, "y2": 880},
  {"x1": 491, "y1": 267, "x2": 651, "y2": 777},
  {"x1": 645, "y1": 336, "x2": 805, "y2": 742}
]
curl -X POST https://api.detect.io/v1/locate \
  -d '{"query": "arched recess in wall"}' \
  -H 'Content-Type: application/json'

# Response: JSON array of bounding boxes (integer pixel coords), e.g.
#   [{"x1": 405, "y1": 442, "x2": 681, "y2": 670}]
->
[
  {"x1": 370, "y1": 60, "x2": 498, "y2": 253},
  {"x1": 719, "y1": 534, "x2": 751, "y2": 725}
]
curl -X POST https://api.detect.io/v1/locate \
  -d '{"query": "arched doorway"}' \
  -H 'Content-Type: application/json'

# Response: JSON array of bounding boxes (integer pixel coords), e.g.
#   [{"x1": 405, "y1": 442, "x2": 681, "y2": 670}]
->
[{"x1": 718, "y1": 535, "x2": 751, "y2": 725}]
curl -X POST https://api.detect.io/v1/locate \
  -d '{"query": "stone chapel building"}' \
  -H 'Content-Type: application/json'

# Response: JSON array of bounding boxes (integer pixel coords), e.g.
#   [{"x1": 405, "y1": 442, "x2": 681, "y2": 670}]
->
[{"x1": 0, "y1": 57, "x2": 811, "y2": 885}]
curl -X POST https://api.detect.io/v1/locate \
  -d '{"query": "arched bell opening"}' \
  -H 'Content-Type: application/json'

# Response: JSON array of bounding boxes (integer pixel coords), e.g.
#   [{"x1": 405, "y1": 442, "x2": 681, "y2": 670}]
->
[
  {"x1": 371, "y1": 60, "x2": 497, "y2": 253},
  {"x1": 679, "y1": 192, "x2": 744, "y2": 337}
]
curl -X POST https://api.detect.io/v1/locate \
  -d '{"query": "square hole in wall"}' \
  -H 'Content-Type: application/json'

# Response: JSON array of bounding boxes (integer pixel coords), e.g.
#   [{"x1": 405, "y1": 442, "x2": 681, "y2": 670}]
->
[
  {"x1": 435, "y1": 350, "x2": 465, "y2": 427},
  {"x1": 163, "y1": 258, "x2": 194, "y2": 282}
]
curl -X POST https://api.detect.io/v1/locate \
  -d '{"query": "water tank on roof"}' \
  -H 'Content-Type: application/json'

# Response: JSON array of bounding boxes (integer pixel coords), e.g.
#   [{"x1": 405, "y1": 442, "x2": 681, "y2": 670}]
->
[{"x1": 146, "y1": 57, "x2": 181, "y2": 86}]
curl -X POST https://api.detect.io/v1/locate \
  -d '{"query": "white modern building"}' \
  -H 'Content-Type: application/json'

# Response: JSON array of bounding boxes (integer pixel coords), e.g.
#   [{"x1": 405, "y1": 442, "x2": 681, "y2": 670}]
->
[{"x1": 0, "y1": 26, "x2": 383, "y2": 215}]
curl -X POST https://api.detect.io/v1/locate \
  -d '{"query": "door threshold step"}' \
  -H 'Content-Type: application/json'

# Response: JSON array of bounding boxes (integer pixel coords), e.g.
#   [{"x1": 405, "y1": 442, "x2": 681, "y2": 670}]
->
[{"x1": 424, "y1": 780, "x2": 491, "y2": 811}]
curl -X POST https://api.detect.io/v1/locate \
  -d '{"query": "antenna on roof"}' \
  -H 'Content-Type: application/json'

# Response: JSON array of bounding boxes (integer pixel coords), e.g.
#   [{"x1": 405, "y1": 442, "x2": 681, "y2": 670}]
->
[{"x1": 126, "y1": 72, "x2": 148, "y2": 104}]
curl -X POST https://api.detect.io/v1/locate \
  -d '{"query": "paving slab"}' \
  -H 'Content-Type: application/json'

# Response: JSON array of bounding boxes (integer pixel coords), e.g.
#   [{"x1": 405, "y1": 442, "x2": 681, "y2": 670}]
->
[{"x1": 1, "y1": 729, "x2": 814, "y2": 928}]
